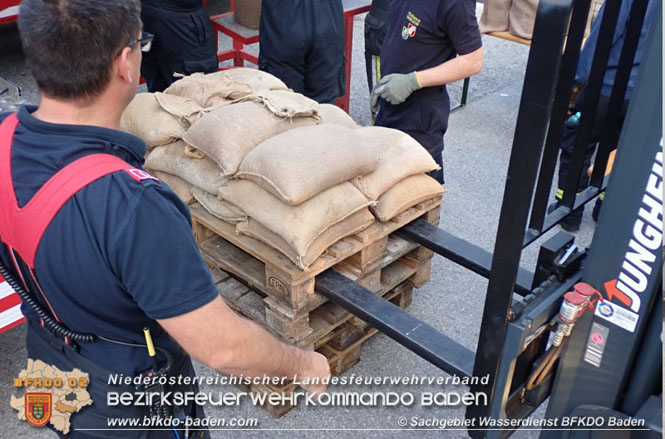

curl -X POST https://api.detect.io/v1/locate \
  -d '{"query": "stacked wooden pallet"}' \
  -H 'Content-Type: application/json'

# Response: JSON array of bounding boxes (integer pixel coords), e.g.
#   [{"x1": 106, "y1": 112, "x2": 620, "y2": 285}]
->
[{"x1": 191, "y1": 195, "x2": 441, "y2": 416}]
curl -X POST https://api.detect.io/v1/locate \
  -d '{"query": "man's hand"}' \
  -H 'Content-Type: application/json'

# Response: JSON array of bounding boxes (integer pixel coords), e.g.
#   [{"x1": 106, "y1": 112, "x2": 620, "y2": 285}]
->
[
  {"x1": 159, "y1": 296, "x2": 331, "y2": 396},
  {"x1": 371, "y1": 72, "x2": 422, "y2": 106},
  {"x1": 298, "y1": 351, "x2": 331, "y2": 397}
]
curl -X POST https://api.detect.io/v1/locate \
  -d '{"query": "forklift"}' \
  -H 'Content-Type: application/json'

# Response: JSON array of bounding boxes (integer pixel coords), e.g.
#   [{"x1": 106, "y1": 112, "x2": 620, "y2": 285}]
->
[{"x1": 316, "y1": 0, "x2": 663, "y2": 437}]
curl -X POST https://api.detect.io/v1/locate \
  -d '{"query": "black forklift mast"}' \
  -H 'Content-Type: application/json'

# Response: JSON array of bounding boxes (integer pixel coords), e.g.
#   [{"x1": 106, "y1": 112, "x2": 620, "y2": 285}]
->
[
  {"x1": 317, "y1": 0, "x2": 661, "y2": 436},
  {"x1": 543, "y1": 1, "x2": 662, "y2": 434}
]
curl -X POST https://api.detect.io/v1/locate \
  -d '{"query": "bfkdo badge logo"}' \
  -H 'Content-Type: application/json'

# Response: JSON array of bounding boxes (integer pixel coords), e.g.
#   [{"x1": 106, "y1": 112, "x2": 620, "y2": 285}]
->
[
  {"x1": 25, "y1": 393, "x2": 52, "y2": 427},
  {"x1": 11, "y1": 359, "x2": 92, "y2": 435}
]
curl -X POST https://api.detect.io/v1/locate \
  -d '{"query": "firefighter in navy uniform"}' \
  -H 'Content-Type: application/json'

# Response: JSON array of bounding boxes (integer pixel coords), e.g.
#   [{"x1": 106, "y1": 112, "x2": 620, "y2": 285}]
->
[
  {"x1": 0, "y1": 1, "x2": 330, "y2": 438},
  {"x1": 258, "y1": 0, "x2": 345, "y2": 104},
  {"x1": 371, "y1": 0, "x2": 483, "y2": 184},
  {"x1": 140, "y1": 0, "x2": 218, "y2": 92}
]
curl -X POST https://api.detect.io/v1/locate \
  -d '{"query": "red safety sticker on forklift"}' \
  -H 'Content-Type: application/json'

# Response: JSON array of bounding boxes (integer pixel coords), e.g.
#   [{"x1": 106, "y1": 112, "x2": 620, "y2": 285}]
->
[
  {"x1": 584, "y1": 322, "x2": 610, "y2": 367},
  {"x1": 594, "y1": 300, "x2": 639, "y2": 332}
]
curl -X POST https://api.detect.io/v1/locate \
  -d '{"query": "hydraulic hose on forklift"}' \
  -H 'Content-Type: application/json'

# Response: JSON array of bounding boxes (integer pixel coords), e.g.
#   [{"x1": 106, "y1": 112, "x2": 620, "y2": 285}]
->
[
  {"x1": 526, "y1": 283, "x2": 603, "y2": 391},
  {"x1": 551, "y1": 282, "x2": 603, "y2": 347}
]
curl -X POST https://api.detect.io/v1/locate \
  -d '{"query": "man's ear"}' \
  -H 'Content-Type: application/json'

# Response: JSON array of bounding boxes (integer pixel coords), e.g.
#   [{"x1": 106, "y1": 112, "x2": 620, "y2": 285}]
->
[{"x1": 116, "y1": 47, "x2": 136, "y2": 83}]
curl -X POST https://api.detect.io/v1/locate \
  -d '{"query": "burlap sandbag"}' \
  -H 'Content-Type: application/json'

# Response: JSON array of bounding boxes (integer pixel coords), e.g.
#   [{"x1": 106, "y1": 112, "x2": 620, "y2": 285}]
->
[
  {"x1": 154, "y1": 92, "x2": 207, "y2": 126},
  {"x1": 241, "y1": 89, "x2": 321, "y2": 120},
  {"x1": 371, "y1": 174, "x2": 445, "y2": 222},
  {"x1": 223, "y1": 67, "x2": 288, "y2": 92},
  {"x1": 183, "y1": 101, "x2": 320, "y2": 176},
  {"x1": 151, "y1": 171, "x2": 195, "y2": 204},
  {"x1": 145, "y1": 141, "x2": 228, "y2": 194},
  {"x1": 480, "y1": 0, "x2": 512, "y2": 33},
  {"x1": 317, "y1": 103, "x2": 358, "y2": 129},
  {"x1": 237, "y1": 124, "x2": 379, "y2": 205},
  {"x1": 120, "y1": 93, "x2": 185, "y2": 148},
  {"x1": 352, "y1": 126, "x2": 439, "y2": 201},
  {"x1": 509, "y1": 0, "x2": 539, "y2": 39},
  {"x1": 237, "y1": 208, "x2": 375, "y2": 270},
  {"x1": 218, "y1": 180, "x2": 372, "y2": 257},
  {"x1": 191, "y1": 187, "x2": 247, "y2": 223},
  {"x1": 164, "y1": 72, "x2": 253, "y2": 108},
  {"x1": 234, "y1": 0, "x2": 262, "y2": 29}
]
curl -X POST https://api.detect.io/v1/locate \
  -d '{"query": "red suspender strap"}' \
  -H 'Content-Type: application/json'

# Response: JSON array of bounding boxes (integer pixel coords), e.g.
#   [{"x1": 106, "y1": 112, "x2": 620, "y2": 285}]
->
[{"x1": 0, "y1": 113, "x2": 135, "y2": 268}]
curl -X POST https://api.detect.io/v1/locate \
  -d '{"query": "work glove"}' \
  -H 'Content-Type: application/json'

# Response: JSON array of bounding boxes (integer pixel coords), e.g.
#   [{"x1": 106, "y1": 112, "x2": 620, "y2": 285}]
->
[{"x1": 371, "y1": 72, "x2": 422, "y2": 109}]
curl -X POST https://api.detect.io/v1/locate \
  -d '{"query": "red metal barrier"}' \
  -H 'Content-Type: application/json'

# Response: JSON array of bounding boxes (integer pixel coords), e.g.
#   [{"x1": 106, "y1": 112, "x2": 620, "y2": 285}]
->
[
  {"x1": 0, "y1": 275, "x2": 25, "y2": 334},
  {"x1": 0, "y1": 0, "x2": 20, "y2": 25}
]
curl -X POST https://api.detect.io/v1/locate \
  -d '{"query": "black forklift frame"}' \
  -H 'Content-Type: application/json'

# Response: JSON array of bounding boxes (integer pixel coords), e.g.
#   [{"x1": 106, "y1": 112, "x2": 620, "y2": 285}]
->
[
  {"x1": 317, "y1": 0, "x2": 658, "y2": 436},
  {"x1": 543, "y1": 3, "x2": 662, "y2": 433}
]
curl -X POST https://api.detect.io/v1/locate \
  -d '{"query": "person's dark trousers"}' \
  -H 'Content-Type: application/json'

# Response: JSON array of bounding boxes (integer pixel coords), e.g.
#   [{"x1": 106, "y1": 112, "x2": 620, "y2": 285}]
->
[
  {"x1": 554, "y1": 90, "x2": 629, "y2": 229},
  {"x1": 259, "y1": 0, "x2": 345, "y2": 104},
  {"x1": 141, "y1": 0, "x2": 218, "y2": 92}
]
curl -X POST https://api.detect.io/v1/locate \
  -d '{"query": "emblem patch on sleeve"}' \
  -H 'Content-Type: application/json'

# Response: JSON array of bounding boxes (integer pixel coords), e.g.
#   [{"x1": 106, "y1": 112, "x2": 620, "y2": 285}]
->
[{"x1": 127, "y1": 168, "x2": 160, "y2": 183}]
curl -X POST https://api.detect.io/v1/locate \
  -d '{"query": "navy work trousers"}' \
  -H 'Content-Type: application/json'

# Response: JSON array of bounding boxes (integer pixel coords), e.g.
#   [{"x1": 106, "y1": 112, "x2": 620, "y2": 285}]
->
[
  {"x1": 557, "y1": 90, "x2": 629, "y2": 195},
  {"x1": 141, "y1": 1, "x2": 218, "y2": 92},
  {"x1": 259, "y1": 0, "x2": 345, "y2": 104}
]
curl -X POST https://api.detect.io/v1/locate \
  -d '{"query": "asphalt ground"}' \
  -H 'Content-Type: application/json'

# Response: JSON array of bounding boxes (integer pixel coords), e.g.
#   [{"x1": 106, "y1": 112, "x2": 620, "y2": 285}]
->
[{"x1": 0, "y1": 5, "x2": 598, "y2": 439}]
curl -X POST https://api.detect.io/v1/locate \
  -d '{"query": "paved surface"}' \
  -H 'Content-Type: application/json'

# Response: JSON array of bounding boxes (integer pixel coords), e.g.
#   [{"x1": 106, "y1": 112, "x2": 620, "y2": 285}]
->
[{"x1": 0, "y1": 5, "x2": 599, "y2": 439}]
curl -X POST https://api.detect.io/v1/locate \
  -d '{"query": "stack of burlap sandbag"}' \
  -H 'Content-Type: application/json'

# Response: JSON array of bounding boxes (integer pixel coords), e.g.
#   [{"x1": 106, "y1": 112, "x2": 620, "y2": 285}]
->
[
  {"x1": 211, "y1": 124, "x2": 444, "y2": 270},
  {"x1": 479, "y1": 0, "x2": 542, "y2": 39},
  {"x1": 120, "y1": 68, "x2": 290, "y2": 203},
  {"x1": 121, "y1": 68, "x2": 359, "y2": 207},
  {"x1": 120, "y1": 69, "x2": 444, "y2": 270},
  {"x1": 480, "y1": 0, "x2": 596, "y2": 39}
]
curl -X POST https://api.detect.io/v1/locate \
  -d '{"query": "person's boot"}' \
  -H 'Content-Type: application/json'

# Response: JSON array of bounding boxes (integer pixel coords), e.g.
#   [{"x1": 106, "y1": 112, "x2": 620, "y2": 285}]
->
[{"x1": 548, "y1": 201, "x2": 583, "y2": 232}]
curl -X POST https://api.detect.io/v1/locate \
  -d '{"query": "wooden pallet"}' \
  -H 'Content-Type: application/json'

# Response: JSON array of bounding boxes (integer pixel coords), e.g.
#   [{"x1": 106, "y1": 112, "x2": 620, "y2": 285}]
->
[
  {"x1": 324, "y1": 281, "x2": 414, "y2": 352},
  {"x1": 192, "y1": 196, "x2": 441, "y2": 311},
  {"x1": 230, "y1": 281, "x2": 415, "y2": 418},
  {"x1": 207, "y1": 237, "x2": 427, "y2": 348}
]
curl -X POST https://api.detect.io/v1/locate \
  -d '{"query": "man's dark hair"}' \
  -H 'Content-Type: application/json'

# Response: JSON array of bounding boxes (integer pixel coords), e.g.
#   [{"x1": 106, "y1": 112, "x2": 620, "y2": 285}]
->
[{"x1": 18, "y1": 0, "x2": 141, "y2": 100}]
